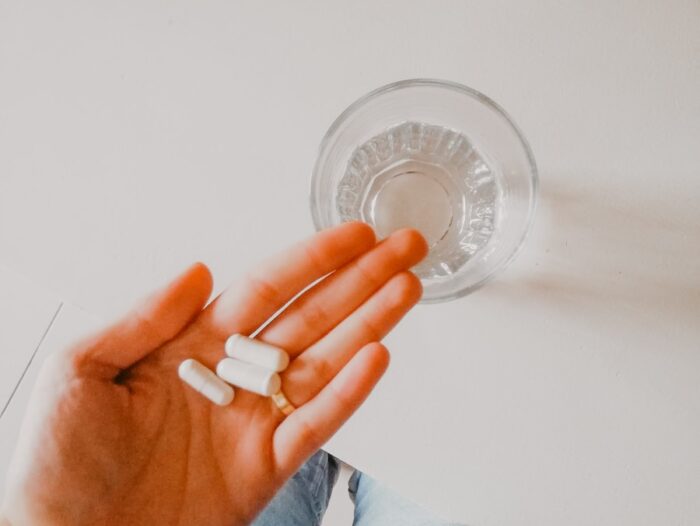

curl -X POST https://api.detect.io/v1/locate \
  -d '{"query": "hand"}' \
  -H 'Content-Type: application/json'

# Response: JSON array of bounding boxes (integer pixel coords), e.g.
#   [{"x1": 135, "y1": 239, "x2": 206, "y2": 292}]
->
[{"x1": 1, "y1": 223, "x2": 427, "y2": 526}]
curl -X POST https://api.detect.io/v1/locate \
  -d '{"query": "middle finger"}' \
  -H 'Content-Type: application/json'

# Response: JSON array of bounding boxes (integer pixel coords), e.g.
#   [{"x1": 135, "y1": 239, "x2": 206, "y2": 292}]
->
[{"x1": 257, "y1": 228, "x2": 427, "y2": 356}]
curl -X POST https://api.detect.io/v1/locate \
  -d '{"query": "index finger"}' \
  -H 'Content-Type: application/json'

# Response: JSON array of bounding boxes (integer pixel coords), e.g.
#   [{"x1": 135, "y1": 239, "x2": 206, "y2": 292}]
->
[{"x1": 201, "y1": 222, "x2": 376, "y2": 338}]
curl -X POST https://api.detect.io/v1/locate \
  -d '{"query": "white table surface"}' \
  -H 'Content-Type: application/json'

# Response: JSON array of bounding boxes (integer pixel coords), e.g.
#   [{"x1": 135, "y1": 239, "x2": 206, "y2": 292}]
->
[
  {"x1": 0, "y1": 264, "x2": 59, "y2": 498},
  {"x1": 1, "y1": 2, "x2": 699, "y2": 524},
  {"x1": 0, "y1": 265, "x2": 60, "y2": 421}
]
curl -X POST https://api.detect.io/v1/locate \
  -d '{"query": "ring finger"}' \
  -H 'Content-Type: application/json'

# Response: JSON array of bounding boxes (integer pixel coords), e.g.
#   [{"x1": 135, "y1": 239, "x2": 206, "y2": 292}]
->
[{"x1": 280, "y1": 270, "x2": 423, "y2": 407}]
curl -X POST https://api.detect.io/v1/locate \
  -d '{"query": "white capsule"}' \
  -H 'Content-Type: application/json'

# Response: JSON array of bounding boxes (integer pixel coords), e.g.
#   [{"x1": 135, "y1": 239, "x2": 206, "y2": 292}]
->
[
  {"x1": 216, "y1": 358, "x2": 281, "y2": 396},
  {"x1": 224, "y1": 334, "x2": 290, "y2": 372},
  {"x1": 178, "y1": 358, "x2": 234, "y2": 406}
]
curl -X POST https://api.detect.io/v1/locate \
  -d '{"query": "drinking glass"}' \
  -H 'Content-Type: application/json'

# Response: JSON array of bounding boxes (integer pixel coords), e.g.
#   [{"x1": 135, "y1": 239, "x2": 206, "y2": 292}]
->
[{"x1": 311, "y1": 79, "x2": 538, "y2": 302}]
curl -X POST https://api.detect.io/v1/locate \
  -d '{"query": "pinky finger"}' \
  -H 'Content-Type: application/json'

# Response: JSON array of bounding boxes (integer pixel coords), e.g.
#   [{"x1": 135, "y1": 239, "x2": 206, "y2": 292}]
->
[{"x1": 272, "y1": 342, "x2": 390, "y2": 478}]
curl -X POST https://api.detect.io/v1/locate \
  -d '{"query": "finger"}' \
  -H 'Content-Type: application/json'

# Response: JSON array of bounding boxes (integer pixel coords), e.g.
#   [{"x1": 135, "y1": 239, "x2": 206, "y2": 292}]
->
[
  {"x1": 272, "y1": 342, "x2": 390, "y2": 476},
  {"x1": 257, "y1": 229, "x2": 427, "y2": 355},
  {"x1": 201, "y1": 222, "x2": 375, "y2": 338},
  {"x1": 281, "y1": 271, "x2": 421, "y2": 406},
  {"x1": 71, "y1": 262, "x2": 213, "y2": 377}
]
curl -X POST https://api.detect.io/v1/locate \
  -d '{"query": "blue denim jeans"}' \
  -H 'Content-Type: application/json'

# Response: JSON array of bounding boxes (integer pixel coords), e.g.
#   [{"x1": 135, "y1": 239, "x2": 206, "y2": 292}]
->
[{"x1": 252, "y1": 450, "x2": 463, "y2": 526}]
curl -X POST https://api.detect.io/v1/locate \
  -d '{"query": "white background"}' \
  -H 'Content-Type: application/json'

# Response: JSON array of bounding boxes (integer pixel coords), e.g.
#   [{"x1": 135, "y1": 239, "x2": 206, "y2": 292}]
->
[{"x1": 1, "y1": 1, "x2": 699, "y2": 524}]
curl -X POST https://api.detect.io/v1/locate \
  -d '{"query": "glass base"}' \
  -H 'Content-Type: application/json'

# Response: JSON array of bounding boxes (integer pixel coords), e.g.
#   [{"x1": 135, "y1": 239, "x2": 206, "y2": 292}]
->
[{"x1": 336, "y1": 121, "x2": 499, "y2": 279}]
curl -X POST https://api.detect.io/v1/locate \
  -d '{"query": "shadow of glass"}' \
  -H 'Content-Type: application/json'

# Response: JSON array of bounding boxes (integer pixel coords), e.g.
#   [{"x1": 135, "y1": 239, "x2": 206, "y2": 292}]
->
[{"x1": 489, "y1": 178, "x2": 700, "y2": 333}]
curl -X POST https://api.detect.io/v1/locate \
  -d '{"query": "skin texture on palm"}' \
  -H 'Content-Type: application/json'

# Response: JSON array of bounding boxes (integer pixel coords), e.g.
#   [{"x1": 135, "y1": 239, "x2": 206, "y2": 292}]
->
[{"x1": 1, "y1": 223, "x2": 428, "y2": 526}]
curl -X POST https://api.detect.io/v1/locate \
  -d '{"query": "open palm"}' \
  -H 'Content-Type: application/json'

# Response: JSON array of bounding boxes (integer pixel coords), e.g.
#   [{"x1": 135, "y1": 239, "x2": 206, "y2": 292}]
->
[{"x1": 2, "y1": 223, "x2": 427, "y2": 526}]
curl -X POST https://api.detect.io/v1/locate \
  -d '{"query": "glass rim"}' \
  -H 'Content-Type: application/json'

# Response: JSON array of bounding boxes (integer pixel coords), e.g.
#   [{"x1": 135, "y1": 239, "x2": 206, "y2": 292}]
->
[{"x1": 310, "y1": 78, "x2": 539, "y2": 302}]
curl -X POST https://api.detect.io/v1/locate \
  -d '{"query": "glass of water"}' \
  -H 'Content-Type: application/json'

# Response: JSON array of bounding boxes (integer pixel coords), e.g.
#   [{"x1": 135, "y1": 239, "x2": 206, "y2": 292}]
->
[{"x1": 310, "y1": 79, "x2": 538, "y2": 302}]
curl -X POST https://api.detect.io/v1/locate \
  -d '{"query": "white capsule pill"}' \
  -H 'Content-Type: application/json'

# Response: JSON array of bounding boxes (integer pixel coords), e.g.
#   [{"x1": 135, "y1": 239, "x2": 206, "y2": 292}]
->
[
  {"x1": 178, "y1": 358, "x2": 234, "y2": 406},
  {"x1": 216, "y1": 358, "x2": 281, "y2": 396},
  {"x1": 225, "y1": 334, "x2": 290, "y2": 372}
]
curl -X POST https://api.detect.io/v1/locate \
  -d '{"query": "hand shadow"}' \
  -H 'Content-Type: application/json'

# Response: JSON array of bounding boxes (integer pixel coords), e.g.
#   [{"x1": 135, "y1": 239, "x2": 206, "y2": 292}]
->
[{"x1": 489, "y1": 178, "x2": 700, "y2": 334}]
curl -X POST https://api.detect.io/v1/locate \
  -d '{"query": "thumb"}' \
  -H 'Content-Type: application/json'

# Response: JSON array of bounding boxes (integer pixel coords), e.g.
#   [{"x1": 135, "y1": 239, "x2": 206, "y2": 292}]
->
[{"x1": 71, "y1": 262, "x2": 213, "y2": 377}]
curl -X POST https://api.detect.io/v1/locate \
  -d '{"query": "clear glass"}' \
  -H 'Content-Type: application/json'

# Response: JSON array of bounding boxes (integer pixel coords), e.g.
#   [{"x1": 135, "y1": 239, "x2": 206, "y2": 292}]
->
[{"x1": 310, "y1": 79, "x2": 538, "y2": 303}]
